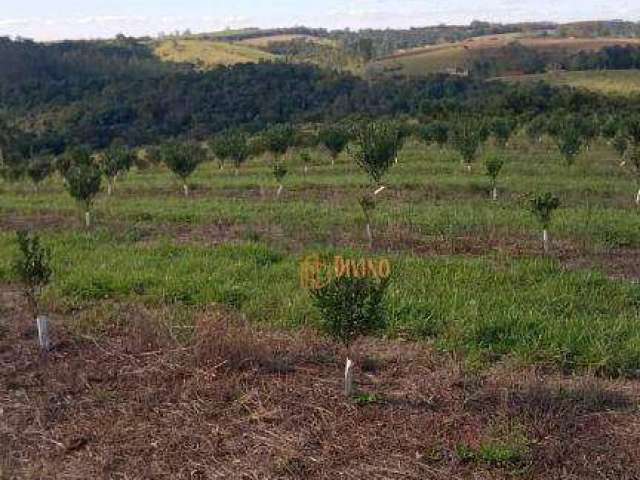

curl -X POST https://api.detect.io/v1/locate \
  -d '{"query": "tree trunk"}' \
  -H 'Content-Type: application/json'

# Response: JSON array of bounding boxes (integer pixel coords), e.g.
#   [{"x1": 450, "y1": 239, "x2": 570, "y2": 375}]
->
[
  {"x1": 344, "y1": 357, "x2": 354, "y2": 397},
  {"x1": 277, "y1": 184, "x2": 283, "y2": 198},
  {"x1": 492, "y1": 186, "x2": 498, "y2": 201},
  {"x1": 183, "y1": 183, "x2": 189, "y2": 197},
  {"x1": 85, "y1": 210, "x2": 91, "y2": 228},
  {"x1": 543, "y1": 229, "x2": 550, "y2": 254}
]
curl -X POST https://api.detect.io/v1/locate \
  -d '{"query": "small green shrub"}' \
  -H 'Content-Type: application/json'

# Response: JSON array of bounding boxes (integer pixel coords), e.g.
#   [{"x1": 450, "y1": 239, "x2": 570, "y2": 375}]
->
[
  {"x1": 529, "y1": 192, "x2": 560, "y2": 229},
  {"x1": 309, "y1": 275, "x2": 390, "y2": 348},
  {"x1": 12, "y1": 231, "x2": 52, "y2": 318}
]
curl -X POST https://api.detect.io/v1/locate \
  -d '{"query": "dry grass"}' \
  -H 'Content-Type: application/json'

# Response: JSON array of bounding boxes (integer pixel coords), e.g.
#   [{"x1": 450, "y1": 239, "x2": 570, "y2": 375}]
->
[
  {"x1": 238, "y1": 34, "x2": 330, "y2": 48},
  {"x1": 153, "y1": 39, "x2": 276, "y2": 68},
  {"x1": 2, "y1": 289, "x2": 640, "y2": 479},
  {"x1": 496, "y1": 69, "x2": 640, "y2": 96}
]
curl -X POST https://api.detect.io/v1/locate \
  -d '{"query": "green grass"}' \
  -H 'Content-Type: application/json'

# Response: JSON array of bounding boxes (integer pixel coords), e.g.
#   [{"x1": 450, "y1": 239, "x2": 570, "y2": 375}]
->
[{"x1": 1, "y1": 137, "x2": 640, "y2": 375}]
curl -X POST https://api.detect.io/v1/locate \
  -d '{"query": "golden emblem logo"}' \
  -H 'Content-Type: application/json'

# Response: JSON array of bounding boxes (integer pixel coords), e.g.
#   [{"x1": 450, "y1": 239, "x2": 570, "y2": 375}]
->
[{"x1": 300, "y1": 254, "x2": 391, "y2": 289}]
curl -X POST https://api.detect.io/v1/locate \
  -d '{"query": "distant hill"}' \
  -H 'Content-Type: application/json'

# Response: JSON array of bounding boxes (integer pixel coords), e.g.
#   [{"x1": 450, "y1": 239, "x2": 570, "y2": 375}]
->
[
  {"x1": 495, "y1": 69, "x2": 640, "y2": 96},
  {"x1": 373, "y1": 34, "x2": 640, "y2": 77}
]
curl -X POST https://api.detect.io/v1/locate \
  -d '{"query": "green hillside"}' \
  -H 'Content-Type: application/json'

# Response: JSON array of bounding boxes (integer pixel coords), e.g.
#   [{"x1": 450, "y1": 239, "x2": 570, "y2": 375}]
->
[
  {"x1": 496, "y1": 69, "x2": 640, "y2": 96},
  {"x1": 374, "y1": 34, "x2": 640, "y2": 77}
]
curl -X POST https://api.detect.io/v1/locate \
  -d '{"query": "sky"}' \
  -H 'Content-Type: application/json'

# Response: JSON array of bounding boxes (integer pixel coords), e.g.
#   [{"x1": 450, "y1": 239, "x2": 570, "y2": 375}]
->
[{"x1": 1, "y1": 0, "x2": 640, "y2": 41}]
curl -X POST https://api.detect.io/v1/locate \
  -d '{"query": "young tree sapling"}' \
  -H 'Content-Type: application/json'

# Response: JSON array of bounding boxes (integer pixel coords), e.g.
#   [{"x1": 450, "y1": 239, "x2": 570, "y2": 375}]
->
[
  {"x1": 450, "y1": 117, "x2": 488, "y2": 172},
  {"x1": 318, "y1": 124, "x2": 350, "y2": 167},
  {"x1": 13, "y1": 231, "x2": 52, "y2": 350},
  {"x1": 529, "y1": 192, "x2": 561, "y2": 253},
  {"x1": 273, "y1": 163, "x2": 288, "y2": 198},
  {"x1": 63, "y1": 148, "x2": 102, "y2": 227},
  {"x1": 484, "y1": 153, "x2": 505, "y2": 201},
  {"x1": 209, "y1": 129, "x2": 251, "y2": 176},
  {"x1": 489, "y1": 117, "x2": 516, "y2": 149},
  {"x1": 349, "y1": 120, "x2": 398, "y2": 247},
  {"x1": 300, "y1": 151, "x2": 312, "y2": 176},
  {"x1": 419, "y1": 121, "x2": 449, "y2": 150},
  {"x1": 98, "y1": 144, "x2": 133, "y2": 196},
  {"x1": 160, "y1": 141, "x2": 205, "y2": 197},
  {"x1": 309, "y1": 275, "x2": 389, "y2": 397}
]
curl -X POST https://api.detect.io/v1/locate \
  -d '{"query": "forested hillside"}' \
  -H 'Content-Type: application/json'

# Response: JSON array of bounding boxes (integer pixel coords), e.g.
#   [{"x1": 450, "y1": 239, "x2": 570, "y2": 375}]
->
[{"x1": 1, "y1": 35, "x2": 639, "y2": 160}]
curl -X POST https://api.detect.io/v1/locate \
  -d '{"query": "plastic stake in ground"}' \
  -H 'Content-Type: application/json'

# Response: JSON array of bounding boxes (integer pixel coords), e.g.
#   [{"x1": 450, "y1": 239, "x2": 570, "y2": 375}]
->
[
  {"x1": 543, "y1": 229, "x2": 550, "y2": 253},
  {"x1": 344, "y1": 357, "x2": 354, "y2": 397},
  {"x1": 37, "y1": 316, "x2": 50, "y2": 351}
]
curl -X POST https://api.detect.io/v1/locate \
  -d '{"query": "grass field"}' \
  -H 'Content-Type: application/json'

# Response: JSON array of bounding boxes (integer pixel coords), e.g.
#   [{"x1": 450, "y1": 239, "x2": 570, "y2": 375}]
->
[
  {"x1": 2, "y1": 137, "x2": 640, "y2": 374},
  {"x1": 496, "y1": 69, "x2": 640, "y2": 96},
  {"x1": 376, "y1": 34, "x2": 640, "y2": 76},
  {"x1": 3, "y1": 136, "x2": 640, "y2": 477},
  {"x1": 153, "y1": 38, "x2": 276, "y2": 67}
]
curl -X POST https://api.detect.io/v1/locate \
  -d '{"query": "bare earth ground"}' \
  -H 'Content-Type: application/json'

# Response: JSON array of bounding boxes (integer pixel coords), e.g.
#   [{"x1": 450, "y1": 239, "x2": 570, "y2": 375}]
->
[{"x1": 2, "y1": 288, "x2": 640, "y2": 479}]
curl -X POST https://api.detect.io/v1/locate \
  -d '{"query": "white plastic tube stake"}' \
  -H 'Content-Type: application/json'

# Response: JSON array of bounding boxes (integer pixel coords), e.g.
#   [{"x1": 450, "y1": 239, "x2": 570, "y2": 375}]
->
[
  {"x1": 37, "y1": 316, "x2": 50, "y2": 351},
  {"x1": 344, "y1": 357, "x2": 354, "y2": 397}
]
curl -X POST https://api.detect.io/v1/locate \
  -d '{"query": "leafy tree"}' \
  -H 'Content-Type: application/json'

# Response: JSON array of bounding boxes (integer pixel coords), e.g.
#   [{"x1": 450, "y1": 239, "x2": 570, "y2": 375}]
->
[
  {"x1": 209, "y1": 129, "x2": 251, "y2": 175},
  {"x1": 489, "y1": 117, "x2": 516, "y2": 148},
  {"x1": 318, "y1": 124, "x2": 351, "y2": 167},
  {"x1": 309, "y1": 274, "x2": 389, "y2": 396},
  {"x1": 484, "y1": 153, "x2": 505, "y2": 201},
  {"x1": 262, "y1": 124, "x2": 296, "y2": 161},
  {"x1": 349, "y1": 121, "x2": 398, "y2": 246},
  {"x1": 529, "y1": 192, "x2": 560, "y2": 253},
  {"x1": 63, "y1": 148, "x2": 102, "y2": 227},
  {"x1": 98, "y1": 144, "x2": 133, "y2": 196},
  {"x1": 419, "y1": 121, "x2": 449, "y2": 149},
  {"x1": 160, "y1": 141, "x2": 205, "y2": 197},
  {"x1": 350, "y1": 120, "x2": 397, "y2": 185},
  {"x1": 449, "y1": 117, "x2": 488, "y2": 171},
  {"x1": 13, "y1": 231, "x2": 52, "y2": 321},
  {"x1": 551, "y1": 116, "x2": 588, "y2": 167}
]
